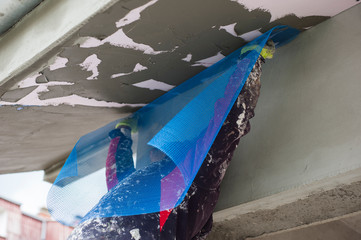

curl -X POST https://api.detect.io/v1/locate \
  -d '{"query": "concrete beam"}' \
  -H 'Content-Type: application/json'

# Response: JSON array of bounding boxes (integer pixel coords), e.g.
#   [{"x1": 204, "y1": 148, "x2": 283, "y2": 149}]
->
[
  {"x1": 246, "y1": 211, "x2": 361, "y2": 240},
  {"x1": 208, "y1": 168, "x2": 361, "y2": 240},
  {"x1": 0, "y1": 0, "x2": 119, "y2": 87}
]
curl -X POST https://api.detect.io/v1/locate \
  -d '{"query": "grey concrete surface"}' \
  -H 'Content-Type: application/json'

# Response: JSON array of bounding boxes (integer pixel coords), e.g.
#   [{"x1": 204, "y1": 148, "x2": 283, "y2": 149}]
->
[
  {"x1": 0, "y1": 0, "x2": 342, "y2": 175},
  {"x1": 216, "y1": 3, "x2": 361, "y2": 211},
  {"x1": 0, "y1": 105, "x2": 127, "y2": 173},
  {"x1": 246, "y1": 211, "x2": 361, "y2": 240},
  {"x1": 208, "y1": 180, "x2": 361, "y2": 240}
]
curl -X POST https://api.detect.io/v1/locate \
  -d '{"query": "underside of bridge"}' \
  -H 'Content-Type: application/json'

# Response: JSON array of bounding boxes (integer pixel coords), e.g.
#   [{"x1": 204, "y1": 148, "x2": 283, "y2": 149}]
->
[{"x1": 1, "y1": 0, "x2": 360, "y2": 239}]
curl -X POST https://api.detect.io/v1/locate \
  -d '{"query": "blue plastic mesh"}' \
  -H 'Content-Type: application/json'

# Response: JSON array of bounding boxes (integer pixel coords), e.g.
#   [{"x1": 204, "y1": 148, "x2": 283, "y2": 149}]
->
[{"x1": 47, "y1": 26, "x2": 299, "y2": 227}]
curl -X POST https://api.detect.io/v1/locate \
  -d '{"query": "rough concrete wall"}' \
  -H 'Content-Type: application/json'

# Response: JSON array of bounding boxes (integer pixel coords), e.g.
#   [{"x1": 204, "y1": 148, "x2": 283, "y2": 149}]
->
[
  {"x1": 216, "y1": 3, "x2": 361, "y2": 210},
  {"x1": 209, "y1": 181, "x2": 361, "y2": 240}
]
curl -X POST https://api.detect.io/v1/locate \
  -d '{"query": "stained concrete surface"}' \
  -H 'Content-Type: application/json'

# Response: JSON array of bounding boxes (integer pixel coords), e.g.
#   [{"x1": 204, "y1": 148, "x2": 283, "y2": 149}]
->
[{"x1": 208, "y1": 181, "x2": 361, "y2": 240}]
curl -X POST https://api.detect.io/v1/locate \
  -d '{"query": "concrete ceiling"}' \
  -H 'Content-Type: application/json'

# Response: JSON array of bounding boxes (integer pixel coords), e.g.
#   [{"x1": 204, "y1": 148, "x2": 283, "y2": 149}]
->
[{"x1": 0, "y1": 0, "x2": 359, "y2": 178}]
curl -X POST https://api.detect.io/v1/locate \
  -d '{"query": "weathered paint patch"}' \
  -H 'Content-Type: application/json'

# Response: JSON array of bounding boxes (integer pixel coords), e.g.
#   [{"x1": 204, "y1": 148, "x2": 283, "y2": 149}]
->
[
  {"x1": 192, "y1": 52, "x2": 225, "y2": 67},
  {"x1": 79, "y1": 54, "x2": 101, "y2": 80},
  {"x1": 80, "y1": 29, "x2": 167, "y2": 55},
  {"x1": 79, "y1": 37, "x2": 102, "y2": 48},
  {"x1": 18, "y1": 73, "x2": 42, "y2": 88},
  {"x1": 1, "y1": 72, "x2": 146, "y2": 108},
  {"x1": 111, "y1": 63, "x2": 148, "y2": 79},
  {"x1": 116, "y1": 0, "x2": 159, "y2": 28},
  {"x1": 133, "y1": 63, "x2": 148, "y2": 72},
  {"x1": 239, "y1": 29, "x2": 262, "y2": 42},
  {"x1": 182, "y1": 54, "x2": 193, "y2": 62},
  {"x1": 219, "y1": 23, "x2": 238, "y2": 37},
  {"x1": 231, "y1": 0, "x2": 358, "y2": 21},
  {"x1": 132, "y1": 79, "x2": 175, "y2": 91},
  {"x1": 0, "y1": 89, "x2": 145, "y2": 108},
  {"x1": 49, "y1": 56, "x2": 69, "y2": 71}
]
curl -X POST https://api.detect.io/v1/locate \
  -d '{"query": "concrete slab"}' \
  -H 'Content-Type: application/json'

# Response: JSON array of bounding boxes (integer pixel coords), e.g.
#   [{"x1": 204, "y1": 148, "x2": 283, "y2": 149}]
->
[
  {"x1": 246, "y1": 211, "x2": 361, "y2": 240},
  {"x1": 208, "y1": 168, "x2": 361, "y2": 240}
]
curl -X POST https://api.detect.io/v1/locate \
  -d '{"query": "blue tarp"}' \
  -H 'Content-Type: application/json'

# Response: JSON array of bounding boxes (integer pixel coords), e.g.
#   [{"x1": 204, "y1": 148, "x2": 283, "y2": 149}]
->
[{"x1": 47, "y1": 26, "x2": 299, "y2": 227}]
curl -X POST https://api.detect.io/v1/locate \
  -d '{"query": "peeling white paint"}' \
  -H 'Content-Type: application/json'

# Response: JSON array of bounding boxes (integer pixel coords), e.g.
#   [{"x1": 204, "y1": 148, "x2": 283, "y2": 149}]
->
[
  {"x1": 239, "y1": 29, "x2": 262, "y2": 42},
  {"x1": 79, "y1": 54, "x2": 101, "y2": 80},
  {"x1": 111, "y1": 63, "x2": 148, "y2": 79},
  {"x1": 129, "y1": 228, "x2": 141, "y2": 240},
  {"x1": 231, "y1": 0, "x2": 358, "y2": 21},
  {"x1": 111, "y1": 72, "x2": 129, "y2": 79},
  {"x1": 49, "y1": 56, "x2": 69, "y2": 71},
  {"x1": 133, "y1": 63, "x2": 148, "y2": 72},
  {"x1": 182, "y1": 54, "x2": 192, "y2": 62},
  {"x1": 80, "y1": 30, "x2": 166, "y2": 55},
  {"x1": 116, "y1": 0, "x2": 159, "y2": 28},
  {"x1": 105, "y1": 29, "x2": 166, "y2": 54},
  {"x1": 1, "y1": 74, "x2": 141, "y2": 108},
  {"x1": 192, "y1": 52, "x2": 225, "y2": 68},
  {"x1": 132, "y1": 79, "x2": 175, "y2": 91},
  {"x1": 79, "y1": 37, "x2": 103, "y2": 48},
  {"x1": 18, "y1": 73, "x2": 42, "y2": 88},
  {"x1": 219, "y1": 23, "x2": 238, "y2": 37},
  {"x1": 0, "y1": 84, "x2": 145, "y2": 108}
]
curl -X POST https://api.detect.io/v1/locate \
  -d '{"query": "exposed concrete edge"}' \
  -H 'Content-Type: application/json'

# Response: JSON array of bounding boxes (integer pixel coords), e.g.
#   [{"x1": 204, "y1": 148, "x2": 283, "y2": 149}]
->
[
  {"x1": 0, "y1": 0, "x2": 120, "y2": 87},
  {"x1": 208, "y1": 168, "x2": 361, "y2": 240},
  {"x1": 43, "y1": 157, "x2": 68, "y2": 183},
  {"x1": 244, "y1": 210, "x2": 361, "y2": 239},
  {"x1": 214, "y1": 167, "x2": 361, "y2": 221}
]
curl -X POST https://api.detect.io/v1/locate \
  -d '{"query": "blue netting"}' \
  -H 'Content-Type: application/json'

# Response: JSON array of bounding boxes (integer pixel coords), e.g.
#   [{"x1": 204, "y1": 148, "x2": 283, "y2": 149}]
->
[{"x1": 47, "y1": 26, "x2": 299, "y2": 226}]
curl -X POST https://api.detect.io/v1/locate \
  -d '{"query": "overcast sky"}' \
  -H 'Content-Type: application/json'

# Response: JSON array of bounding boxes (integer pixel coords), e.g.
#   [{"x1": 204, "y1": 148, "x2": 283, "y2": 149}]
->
[{"x1": 0, "y1": 170, "x2": 52, "y2": 216}]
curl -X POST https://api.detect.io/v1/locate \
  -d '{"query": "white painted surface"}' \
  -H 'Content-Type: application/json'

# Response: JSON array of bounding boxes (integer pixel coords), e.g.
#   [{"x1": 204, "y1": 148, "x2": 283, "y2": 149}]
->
[
  {"x1": 0, "y1": 0, "x2": 119, "y2": 86},
  {"x1": 132, "y1": 79, "x2": 175, "y2": 91},
  {"x1": 219, "y1": 23, "x2": 238, "y2": 37},
  {"x1": 79, "y1": 54, "x2": 101, "y2": 80},
  {"x1": 133, "y1": 63, "x2": 148, "y2": 72},
  {"x1": 0, "y1": 73, "x2": 146, "y2": 108},
  {"x1": 182, "y1": 54, "x2": 193, "y2": 62},
  {"x1": 111, "y1": 63, "x2": 148, "y2": 79},
  {"x1": 240, "y1": 29, "x2": 262, "y2": 42},
  {"x1": 0, "y1": 93, "x2": 145, "y2": 108},
  {"x1": 80, "y1": 29, "x2": 167, "y2": 55},
  {"x1": 116, "y1": 0, "x2": 159, "y2": 28},
  {"x1": 192, "y1": 52, "x2": 225, "y2": 67},
  {"x1": 232, "y1": 0, "x2": 359, "y2": 21},
  {"x1": 49, "y1": 56, "x2": 69, "y2": 71}
]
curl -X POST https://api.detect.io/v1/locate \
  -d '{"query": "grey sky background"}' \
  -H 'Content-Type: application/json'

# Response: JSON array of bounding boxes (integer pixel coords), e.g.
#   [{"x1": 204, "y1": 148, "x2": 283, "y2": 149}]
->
[{"x1": 0, "y1": 171, "x2": 51, "y2": 216}]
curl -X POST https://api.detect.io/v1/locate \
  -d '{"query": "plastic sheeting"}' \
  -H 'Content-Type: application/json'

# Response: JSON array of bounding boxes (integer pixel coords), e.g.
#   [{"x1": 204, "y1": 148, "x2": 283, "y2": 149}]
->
[{"x1": 47, "y1": 26, "x2": 299, "y2": 227}]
